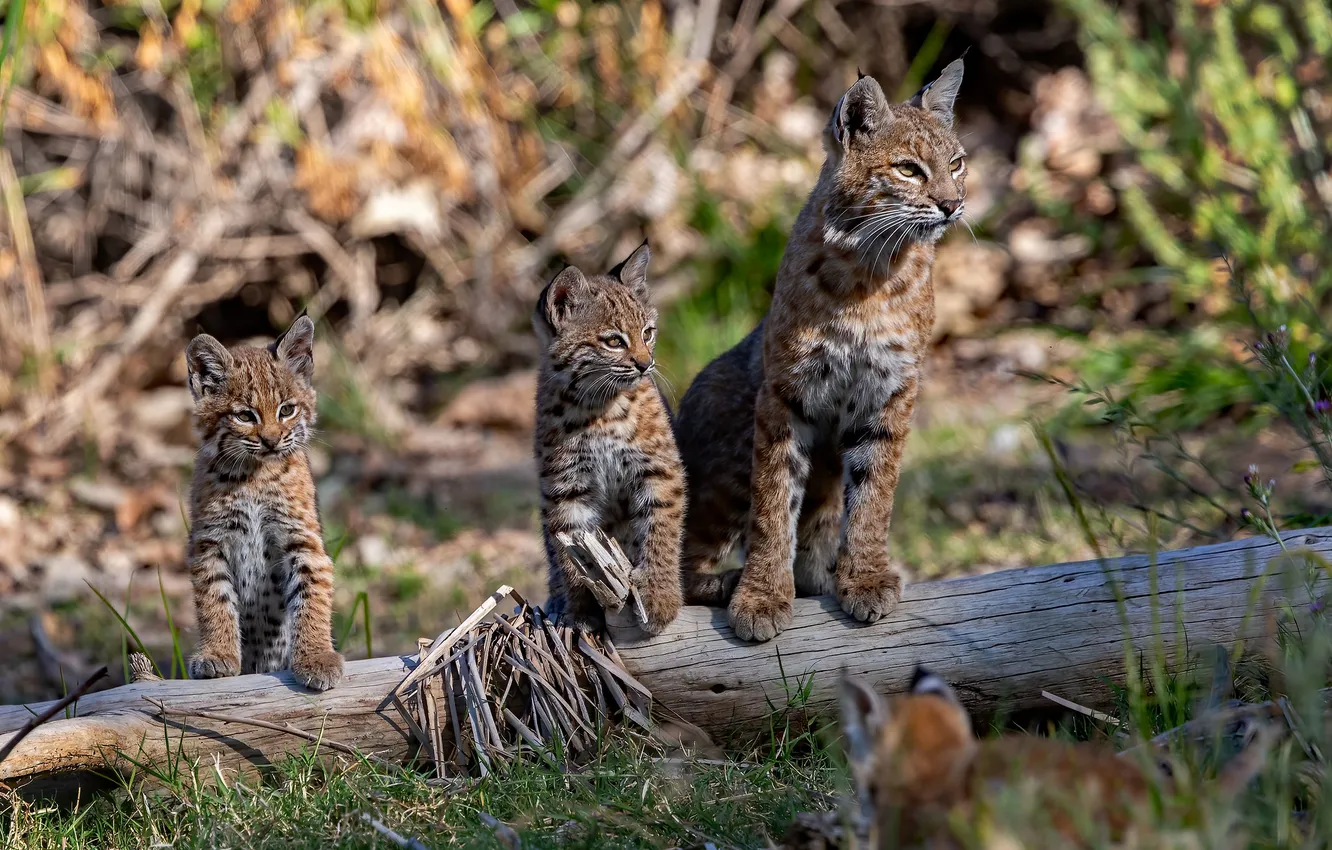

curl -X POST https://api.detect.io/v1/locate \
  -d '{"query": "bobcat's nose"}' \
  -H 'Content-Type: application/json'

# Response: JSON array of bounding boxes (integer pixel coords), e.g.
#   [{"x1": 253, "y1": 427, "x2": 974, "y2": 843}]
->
[
  {"x1": 259, "y1": 434, "x2": 280, "y2": 452},
  {"x1": 633, "y1": 357, "x2": 653, "y2": 374},
  {"x1": 936, "y1": 198, "x2": 962, "y2": 218}
]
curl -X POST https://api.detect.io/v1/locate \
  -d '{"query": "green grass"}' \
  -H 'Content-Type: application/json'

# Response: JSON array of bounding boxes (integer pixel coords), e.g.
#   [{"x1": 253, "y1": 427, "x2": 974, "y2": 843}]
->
[
  {"x1": 2, "y1": 727, "x2": 840, "y2": 849},
  {"x1": 7, "y1": 506, "x2": 1332, "y2": 847}
]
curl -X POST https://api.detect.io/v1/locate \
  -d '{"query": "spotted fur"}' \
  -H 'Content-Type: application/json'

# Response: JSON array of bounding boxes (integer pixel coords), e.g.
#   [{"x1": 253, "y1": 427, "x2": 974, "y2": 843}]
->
[
  {"x1": 184, "y1": 316, "x2": 344, "y2": 691},
  {"x1": 534, "y1": 241, "x2": 685, "y2": 635},
  {"x1": 673, "y1": 60, "x2": 968, "y2": 641}
]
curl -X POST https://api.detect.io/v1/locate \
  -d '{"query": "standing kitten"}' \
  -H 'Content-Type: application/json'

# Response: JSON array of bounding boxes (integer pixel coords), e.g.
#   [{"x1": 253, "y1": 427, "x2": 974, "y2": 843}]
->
[
  {"x1": 184, "y1": 316, "x2": 344, "y2": 691},
  {"x1": 534, "y1": 241, "x2": 685, "y2": 635},
  {"x1": 674, "y1": 60, "x2": 968, "y2": 641}
]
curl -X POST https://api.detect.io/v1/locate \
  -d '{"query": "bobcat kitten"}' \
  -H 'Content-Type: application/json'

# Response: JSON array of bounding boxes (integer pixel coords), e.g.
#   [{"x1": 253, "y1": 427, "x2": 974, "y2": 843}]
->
[
  {"x1": 533, "y1": 241, "x2": 685, "y2": 635},
  {"x1": 674, "y1": 60, "x2": 969, "y2": 641},
  {"x1": 184, "y1": 316, "x2": 344, "y2": 691},
  {"x1": 838, "y1": 670, "x2": 1155, "y2": 848}
]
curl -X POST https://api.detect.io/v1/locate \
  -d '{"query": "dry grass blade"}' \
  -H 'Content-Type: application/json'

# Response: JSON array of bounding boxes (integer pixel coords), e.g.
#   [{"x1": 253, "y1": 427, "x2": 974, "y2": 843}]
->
[
  {"x1": 151, "y1": 703, "x2": 401, "y2": 769},
  {"x1": 0, "y1": 149, "x2": 52, "y2": 396}
]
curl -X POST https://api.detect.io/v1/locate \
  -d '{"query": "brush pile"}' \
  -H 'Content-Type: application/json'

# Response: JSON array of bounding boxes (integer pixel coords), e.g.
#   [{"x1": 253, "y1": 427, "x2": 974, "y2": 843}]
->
[{"x1": 391, "y1": 532, "x2": 656, "y2": 777}]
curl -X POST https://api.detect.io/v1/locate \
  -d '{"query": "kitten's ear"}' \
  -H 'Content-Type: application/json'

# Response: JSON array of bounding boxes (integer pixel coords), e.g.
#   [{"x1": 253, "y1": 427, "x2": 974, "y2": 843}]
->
[
  {"x1": 272, "y1": 314, "x2": 316, "y2": 385},
  {"x1": 839, "y1": 675, "x2": 888, "y2": 787},
  {"x1": 610, "y1": 239, "x2": 651, "y2": 302},
  {"x1": 185, "y1": 334, "x2": 233, "y2": 400},
  {"x1": 831, "y1": 75, "x2": 890, "y2": 146},
  {"x1": 910, "y1": 665, "x2": 961, "y2": 704},
  {"x1": 909, "y1": 57, "x2": 964, "y2": 129},
  {"x1": 536, "y1": 266, "x2": 589, "y2": 336}
]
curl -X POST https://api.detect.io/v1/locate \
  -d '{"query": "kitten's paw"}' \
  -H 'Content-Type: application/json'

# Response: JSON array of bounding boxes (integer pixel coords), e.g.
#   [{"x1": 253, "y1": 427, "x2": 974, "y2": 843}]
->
[
  {"x1": 728, "y1": 587, "x2": 793, "y2": 642},
  {"x1": 637, "y1": 587, "x2": 683, "y2": 636},
  {"x1": 685, "y1": 569, "x2": 742, "y2": 606},
  {"x1": 547, "y1": 594, "x2": 606, "y2": 634},
  {"x1": 836, "y1": 565, "x2": 902, "y2": 624},
  {"x1": 291, "y1": 650, "x2": 344, "y2": 692},
  {"x1": 188, "y1": 653, "x2": 240, "y2": 680}
]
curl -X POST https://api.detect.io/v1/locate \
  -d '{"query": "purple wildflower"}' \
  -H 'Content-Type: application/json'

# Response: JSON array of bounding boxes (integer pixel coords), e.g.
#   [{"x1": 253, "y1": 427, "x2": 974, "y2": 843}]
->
[{"x1": 1316, "y1": 399, "x2": 1330, "y2": 414}]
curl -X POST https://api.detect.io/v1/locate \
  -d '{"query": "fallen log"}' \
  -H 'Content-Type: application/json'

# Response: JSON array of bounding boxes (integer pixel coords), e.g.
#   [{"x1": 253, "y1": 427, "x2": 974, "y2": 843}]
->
[{"x1": 0, "y1": 529, "x2": 1322, "y2": 788}]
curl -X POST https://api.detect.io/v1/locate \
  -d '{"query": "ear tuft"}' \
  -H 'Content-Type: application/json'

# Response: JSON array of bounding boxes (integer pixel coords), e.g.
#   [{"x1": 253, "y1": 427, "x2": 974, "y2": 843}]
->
[
  {"x1": 609, "y1": 240, "x2": 652, "y2": 302},
  {"x1": 910, "y1": 666, "x2": 961, "y2": 704},
  {"x1": 833, "y1": 76, "x2": 890, "y2": 145},
  {"x1": 185, "y1": 334, "x2": 233, "y2": 401},
  {"x1": 909, "y1": 57, "x2": 964, "y2": 129},
  {"x1": 273, "y1": 315, "x2": 316, "y2": 385}
]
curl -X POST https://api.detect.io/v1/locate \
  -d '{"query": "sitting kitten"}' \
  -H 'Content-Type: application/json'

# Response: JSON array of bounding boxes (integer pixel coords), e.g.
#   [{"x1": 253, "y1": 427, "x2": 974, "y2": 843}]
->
[
  {"x1": 184, "y1": 316, "x2": 344, "y2": 691},
  {"x1": 533, "y1": 242, "x2": 685, "y2": 635}
]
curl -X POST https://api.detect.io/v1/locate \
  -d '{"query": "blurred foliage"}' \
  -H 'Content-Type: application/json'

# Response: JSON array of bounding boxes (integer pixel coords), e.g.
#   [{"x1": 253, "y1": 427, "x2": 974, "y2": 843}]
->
[
  {"x1": 655, "y1": 192, "x2": 789, "y2": 390},
  {"x1": 1054, "y1": 0, "x2": 1332, "y2": 430}
]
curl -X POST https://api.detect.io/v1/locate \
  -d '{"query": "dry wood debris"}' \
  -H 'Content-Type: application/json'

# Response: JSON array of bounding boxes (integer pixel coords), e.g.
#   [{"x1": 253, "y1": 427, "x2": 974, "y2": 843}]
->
[{"x1": 390, "y1": 532, "x2": 657, "y2": 777}]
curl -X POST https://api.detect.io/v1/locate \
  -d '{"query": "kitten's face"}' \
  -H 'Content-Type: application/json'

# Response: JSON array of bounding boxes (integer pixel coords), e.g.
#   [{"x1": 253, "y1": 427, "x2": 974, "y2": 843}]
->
[
  {"x1": 822, "y1": 60, "x2": 968, "y2": 261},
  {"x1": 186, "y1": 316, "x2": 318, "y2": 465},
  {"x1": 839, "y1": 670, "x2": 977, "y2": 829},
  {"x1": 534, "y1": 242, "x2": 659, "y2": 404}
]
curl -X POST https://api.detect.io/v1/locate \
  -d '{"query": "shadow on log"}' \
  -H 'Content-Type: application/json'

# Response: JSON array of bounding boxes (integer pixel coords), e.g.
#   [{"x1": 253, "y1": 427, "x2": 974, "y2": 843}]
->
[{"x1": 0, "y1": 528, "x2": 1322, "y2": 789}]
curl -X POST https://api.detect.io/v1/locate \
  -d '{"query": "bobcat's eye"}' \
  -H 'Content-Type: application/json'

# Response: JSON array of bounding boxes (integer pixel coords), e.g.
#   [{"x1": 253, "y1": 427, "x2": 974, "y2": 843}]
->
[
  {"x1": 643, "y1": 326, "x2": 656, "y2": 343},
  {"x1": 602, "y1": 334, "x2": 627, "y2": 350},
  {"x1": 232, "y1": 409, "x2": 259, "y2": 424},
  {"x1": 895, "y1": 162, "x2": 926, "y2": 180},
  {"x1": 951, "y1": 156, "x2": 966, "y2": 174},
  {"x1": 278, "y1": 403, "x2": 297, "y2": 419}
]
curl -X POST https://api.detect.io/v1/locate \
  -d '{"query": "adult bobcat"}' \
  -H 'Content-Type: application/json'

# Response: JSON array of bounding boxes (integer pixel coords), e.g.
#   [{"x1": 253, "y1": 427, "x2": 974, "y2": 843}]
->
[
  {"x1": 533, "y1": 242, "x2": 685, "y2": 635},
  {"x1": 674, "y1": 60, "x2": 967, "y2": 641},
  {"x1": 184, "y1": 316, "x2": 344, "y2": 691}
]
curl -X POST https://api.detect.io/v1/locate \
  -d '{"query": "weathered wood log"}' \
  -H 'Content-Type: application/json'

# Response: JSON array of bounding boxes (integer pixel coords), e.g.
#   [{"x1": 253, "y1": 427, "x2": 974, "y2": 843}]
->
[
  {"x1": 0, "y1": 656, "x2": 418, "y2": 788},
  {"x1": 612, "y1": 529, "x2": 1323, "y2": 727},
  {"x1": 0, "y1": 528, "x2": 1322, "y2": 788}
]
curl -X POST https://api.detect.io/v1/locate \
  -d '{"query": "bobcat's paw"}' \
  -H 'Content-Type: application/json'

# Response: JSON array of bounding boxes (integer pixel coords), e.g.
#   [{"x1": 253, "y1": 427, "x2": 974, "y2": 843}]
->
[
  {"x1": 685, "y1": 569, "x2": 742, "y2": 607},
  {"x1": 291, "y1": 649, "x2": 344, "y2": 692},
  {"x1": 637, "y1": 585, "x2": 683, "y2": 636},
  {"x1": 547, "y1": 593, "x2": 606, "y2": 634},
  {"x1": 188, "y1": 653, "x2": 240, "y2": 680},
  {"x1": 728, "y1": 587, "x2": 793, "y2": 642},
  {"x1": 836, "y1": 562, "x2": 903, "y2": 624}
]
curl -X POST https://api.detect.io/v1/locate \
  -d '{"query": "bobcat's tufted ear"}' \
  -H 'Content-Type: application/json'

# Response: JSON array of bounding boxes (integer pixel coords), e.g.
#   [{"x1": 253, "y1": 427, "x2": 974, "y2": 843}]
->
[
  {"x1": 910, "y1": 665, "x2": 962, "y2": 705},
  {"x1": 839, "y1": 675, "x2": 888, "y2": 791},
  {"x1": 609, "y1": 239, "x2": 652, "y2": 303},
  {"x1": 830, "y1": 75, "x2": 890, "y2": 148},
  {"x1": 534, "y1": 266, "x2": 589, "y2": 341},
  {"x1": 185, "y1": 334, "x2": 233, "y2": 401},
  {"x1": 271, "y1": 314, "x2": 316, "y2": 385},
  {"x1": 909, "y1": 57, "x2": 964, "y2": 129}
]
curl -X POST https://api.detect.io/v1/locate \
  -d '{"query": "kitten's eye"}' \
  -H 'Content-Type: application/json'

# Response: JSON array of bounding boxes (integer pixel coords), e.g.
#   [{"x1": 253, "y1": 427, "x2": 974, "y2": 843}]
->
[
  {"x1": 278, "y1": 403, "x2": 297, "y2": 419},
  {"x1": 895, "y1": 162, "x2": 925, "y2": 180},
  {"x1": 643, "y1": 326, "x2": 656, "y2": 343},
  {"x1": 232, "y1": 410, "x2": 258, "y2": 424},
  {"x1": 602, "y1": 335, "x2": 627, "y2": 350},
  {"x1": 951, "y1": 157, "x2": 966, "y2": 173}
]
